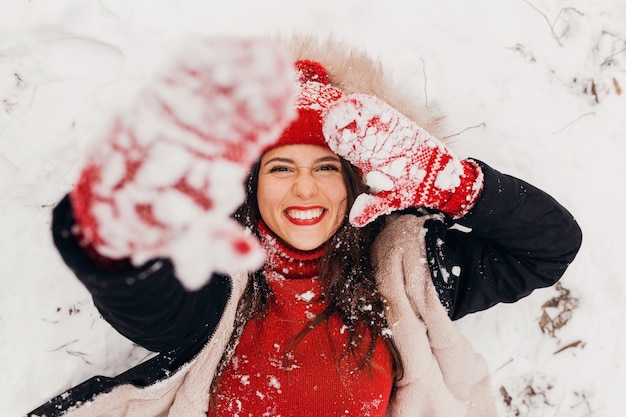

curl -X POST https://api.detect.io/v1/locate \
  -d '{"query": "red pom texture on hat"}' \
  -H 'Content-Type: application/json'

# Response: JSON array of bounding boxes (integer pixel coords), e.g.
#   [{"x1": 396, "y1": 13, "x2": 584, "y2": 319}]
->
[
  {"x1": 70, "y1": 37, "x2": 297, "y2": 289},
  {"x1": 295, "y1": 59, "x2": 330, "y2": 84},
  {"x1": 293, "y1": 59, "x2": 341, "y2": 110},
  {"x1": 323, "y1": 93, "x2": 484, "y2": 226},
  {"x1": 263, "y1": 60, "x2": 342, "y2": 153}
]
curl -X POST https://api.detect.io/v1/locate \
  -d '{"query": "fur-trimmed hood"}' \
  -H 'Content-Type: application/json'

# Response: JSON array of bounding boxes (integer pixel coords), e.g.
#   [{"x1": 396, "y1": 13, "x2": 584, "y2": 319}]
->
[{"x1": 275, "y1": 35, "x2": 445, "y2": 138}]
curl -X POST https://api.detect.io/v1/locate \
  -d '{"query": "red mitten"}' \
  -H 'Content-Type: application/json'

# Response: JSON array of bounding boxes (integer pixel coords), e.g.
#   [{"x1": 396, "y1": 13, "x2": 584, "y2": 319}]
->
[
  {"x1": 71, "y1": 37, "x2": 297, "y2": 289},
  {"x1": 322, "y1": 94, "x2": 483, "y2": 227}
]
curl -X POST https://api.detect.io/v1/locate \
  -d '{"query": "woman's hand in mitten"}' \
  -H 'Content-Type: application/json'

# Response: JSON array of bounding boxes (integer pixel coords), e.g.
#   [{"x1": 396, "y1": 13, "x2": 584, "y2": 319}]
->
[
  {"x1": 322, "y1": 93, "x2": 483, "y2": 227},
  {"x1": 71, "y1": 37, "x2": 297, "y2": 290}
]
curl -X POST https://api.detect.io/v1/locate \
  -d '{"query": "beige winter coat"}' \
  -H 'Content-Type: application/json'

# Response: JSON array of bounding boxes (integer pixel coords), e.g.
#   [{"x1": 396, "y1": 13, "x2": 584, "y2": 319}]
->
[{"x1": 47, "y1": 214, "x2": 497, "y2": 417}]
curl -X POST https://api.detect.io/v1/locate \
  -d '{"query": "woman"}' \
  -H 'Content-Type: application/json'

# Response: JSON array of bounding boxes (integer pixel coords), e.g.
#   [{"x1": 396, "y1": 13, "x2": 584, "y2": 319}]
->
[{"x1": 28, "y1": 37, "x2": 582, "y2": 417}]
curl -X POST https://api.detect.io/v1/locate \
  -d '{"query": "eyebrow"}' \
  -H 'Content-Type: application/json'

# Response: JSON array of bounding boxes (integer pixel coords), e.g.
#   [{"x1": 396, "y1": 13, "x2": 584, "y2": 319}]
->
[{"x1": 262, "y1": 155, "x2": 341, "y2": 167}]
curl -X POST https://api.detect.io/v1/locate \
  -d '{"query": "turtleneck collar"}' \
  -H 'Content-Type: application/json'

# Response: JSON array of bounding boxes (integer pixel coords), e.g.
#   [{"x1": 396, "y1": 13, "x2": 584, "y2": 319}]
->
[{"x1": 258, "y1": 220, "x2": 326, "y2": 279}]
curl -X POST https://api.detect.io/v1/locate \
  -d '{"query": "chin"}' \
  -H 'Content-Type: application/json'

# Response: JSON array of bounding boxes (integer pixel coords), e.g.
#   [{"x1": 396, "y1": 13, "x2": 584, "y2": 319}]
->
[
  {"x1": 291, "y1": 242, "x2": 322, "y2": 251},
  {"x1": 287, "y1": 236, "x2": 327, "y2": 251}
]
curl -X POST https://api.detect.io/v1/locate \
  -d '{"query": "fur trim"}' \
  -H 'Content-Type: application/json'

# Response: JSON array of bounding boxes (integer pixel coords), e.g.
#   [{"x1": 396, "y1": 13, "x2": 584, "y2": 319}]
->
[
  {"x1": 274, "y1": 34, "x2": 446, "y2": 139},
  {"x1": 372, "y1": 215, "x2": 497, "y2": 417}
]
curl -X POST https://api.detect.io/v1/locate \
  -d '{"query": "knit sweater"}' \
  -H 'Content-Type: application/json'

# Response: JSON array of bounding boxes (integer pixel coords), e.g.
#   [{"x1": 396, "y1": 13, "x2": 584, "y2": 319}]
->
[{"x1": 211, "y1": 222, "x2": 393, "y2": 416}]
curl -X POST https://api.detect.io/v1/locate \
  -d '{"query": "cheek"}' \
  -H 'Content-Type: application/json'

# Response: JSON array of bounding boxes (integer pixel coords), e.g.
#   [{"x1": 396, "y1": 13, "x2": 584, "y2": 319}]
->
[
  {"x1": 329, "y1": 193, "x2": 348, "y2": 237},
  {"x1": 257, "y1": 177, "x2": 293, "y2": 227},
  {"x1": 256, "y1": 178, "x2": 276, "y2": 220},
  {"x1": 337, "y1": 198, "x2": 348, "y2": 222},
  {"x1": 329, "y1": 182, "x2": 348, "y2": 217}
]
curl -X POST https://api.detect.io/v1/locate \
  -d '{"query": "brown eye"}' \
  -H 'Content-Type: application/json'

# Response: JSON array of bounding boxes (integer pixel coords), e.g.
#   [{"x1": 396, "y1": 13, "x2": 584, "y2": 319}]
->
[
  {"x1": 317, "y1": 164, "x2": 340, "y2": 172},
  {"x1": 268, "y1": 165, "x2": 291, "y2": 173}
]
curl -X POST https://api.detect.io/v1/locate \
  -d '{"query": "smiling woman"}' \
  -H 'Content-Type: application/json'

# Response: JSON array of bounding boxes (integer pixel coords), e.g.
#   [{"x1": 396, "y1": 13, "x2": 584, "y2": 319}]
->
[
  {"x1": 29, "y1": 36, "x2": 582, "y2": 417},
  {"x1": 257, "y1": 145, "x2": 348, "y2": 251}
]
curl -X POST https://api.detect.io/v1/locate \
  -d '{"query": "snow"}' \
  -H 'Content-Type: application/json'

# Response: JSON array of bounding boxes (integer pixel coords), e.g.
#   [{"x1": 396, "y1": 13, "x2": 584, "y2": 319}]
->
[
  {"x1": 297, "y1": 290, "x2": 316, "y2": 303},
  {"x1": 0, "y1": 0, "x2": 624, "y2": 416}
]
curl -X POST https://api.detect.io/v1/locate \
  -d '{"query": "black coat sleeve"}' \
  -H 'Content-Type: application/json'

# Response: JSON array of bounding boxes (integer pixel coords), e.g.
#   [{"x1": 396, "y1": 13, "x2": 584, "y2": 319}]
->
[
  {"x1": 424, "y1": 160, "x2": 582, "y2": 320},
  {"x1": 51, "y1": 195, "x2": 232, "y2": 353}
]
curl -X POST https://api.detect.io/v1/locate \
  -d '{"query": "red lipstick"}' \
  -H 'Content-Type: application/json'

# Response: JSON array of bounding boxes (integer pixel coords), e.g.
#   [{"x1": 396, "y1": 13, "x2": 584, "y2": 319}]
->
[{"x1": 283, "y1": 206, "x2": 326, "y2": 226}]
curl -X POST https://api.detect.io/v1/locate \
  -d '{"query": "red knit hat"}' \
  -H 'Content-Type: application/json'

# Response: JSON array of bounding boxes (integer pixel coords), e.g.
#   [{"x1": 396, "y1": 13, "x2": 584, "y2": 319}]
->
[{"x1": 263, "y1": 59, "x2": 343, "y2": 153}]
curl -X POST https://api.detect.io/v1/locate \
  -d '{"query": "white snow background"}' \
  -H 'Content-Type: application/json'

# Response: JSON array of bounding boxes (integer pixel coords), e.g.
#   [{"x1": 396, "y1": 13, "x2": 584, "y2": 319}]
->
[{"x1": 1, "y1": 0, "x2": 625, "y2": 416}]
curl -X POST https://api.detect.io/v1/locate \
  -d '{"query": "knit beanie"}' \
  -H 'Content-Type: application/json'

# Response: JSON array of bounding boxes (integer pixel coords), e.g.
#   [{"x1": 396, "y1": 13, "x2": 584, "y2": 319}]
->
[{"x1": 263, "y1": 59, "x2": 343, "y2": 153}]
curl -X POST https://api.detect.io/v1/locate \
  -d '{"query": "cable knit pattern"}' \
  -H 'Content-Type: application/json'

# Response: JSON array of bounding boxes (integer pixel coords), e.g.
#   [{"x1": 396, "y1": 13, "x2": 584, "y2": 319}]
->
[
  {"x1": 211, "y1": 222, "x2": 393, "y2": 416},
  {"x1": 258, "y1": 220, "x2": 325, "y2": 279}
]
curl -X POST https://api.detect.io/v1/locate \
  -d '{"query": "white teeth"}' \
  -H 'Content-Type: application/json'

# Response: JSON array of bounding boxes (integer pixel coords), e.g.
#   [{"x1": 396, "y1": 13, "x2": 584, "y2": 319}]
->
[{"x1": 286, "y1": 208, "x2": 324, "y2": 220}]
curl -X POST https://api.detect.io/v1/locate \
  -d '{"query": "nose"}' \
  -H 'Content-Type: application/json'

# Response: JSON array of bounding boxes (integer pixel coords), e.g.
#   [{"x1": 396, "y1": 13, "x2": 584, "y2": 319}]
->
[{"x1": 292, "y1": 171, "x2": 318, "y2": 199}]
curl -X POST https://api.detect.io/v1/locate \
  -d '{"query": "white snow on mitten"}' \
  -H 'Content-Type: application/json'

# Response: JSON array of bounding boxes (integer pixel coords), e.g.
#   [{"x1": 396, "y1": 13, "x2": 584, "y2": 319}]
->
[
  {"x1": 322, "y1": 93, "x2": 483, "y2": 227},
  {"x1": 72, "y1": 37, "x2": 297, "y2": 290}
]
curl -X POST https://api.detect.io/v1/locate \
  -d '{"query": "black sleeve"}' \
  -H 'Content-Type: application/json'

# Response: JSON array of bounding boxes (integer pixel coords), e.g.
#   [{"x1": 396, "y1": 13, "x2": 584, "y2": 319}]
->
[
  {"x1": 425, "y1": 160, "x2": 583, "y2": 320},
  {"x1": 51, "y1": 195, "x2": 232, "y2": 352}
]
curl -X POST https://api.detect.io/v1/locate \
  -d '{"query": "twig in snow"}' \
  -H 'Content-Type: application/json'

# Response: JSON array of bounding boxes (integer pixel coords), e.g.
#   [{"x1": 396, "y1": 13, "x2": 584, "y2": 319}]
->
[
  {"x1": 495, "y1": 357, "x2": 514, "y2": 372},
  {"x1": 67, "y1": 350, "x2": 93, "y2": 365},
  {"x1": 506, "y1": 43, "x2": 536, "y2": 62},
  {"x1": 553, "y1": 340, "x2": 584, "y2": 354},
  {"x1": 551, "y1": 112, "x2": 596, "y2": 134},
  {"x1": 614, "y1": 78, "x2": 623, "y2": 95},
  {"x1": 97, "y1": 0, "x2": 123, "y2": 21},
  {"x1": 521, "y1": 0, "x2": 563, "y2": 47},
  {"x1": 571, "y1": 391, "x2": 597, "y2": 416},
  {"x1": 14, "y1": 73, "x2": 26, "y2": 88},
  {"x1": 420, "y1": 57, "x2": 429, "y2": 107},
  {"x1": 553, "y1": 7, "x2": 584, "y2": 23},
  {"x1": 442, "y1": 122, "x2": 486, "y2": 140},
  {"x1": 551, "y1": 391, "x2": 565, "y2": 417},
  {"x1": 601, "y1": 46, "x2": 626, "y2": 67},
  {"x1": 590, "y1": 80, "x2": 599, "y2": 103},
  {"x1": 538, "y1": 283, "x2": 579, "y2": 337},
  {"x1": 551, "y1": 7, "x2": 585, "y2": 41},
  {"x1": 47, "y1": 339, "x2": 80, "y2": 352},
  {"x1": 499, "y1": 386, "x2": 513, "y2": 407},
  {"x1": 582, "y1": 407, "x2": 604, "y2": 417}
]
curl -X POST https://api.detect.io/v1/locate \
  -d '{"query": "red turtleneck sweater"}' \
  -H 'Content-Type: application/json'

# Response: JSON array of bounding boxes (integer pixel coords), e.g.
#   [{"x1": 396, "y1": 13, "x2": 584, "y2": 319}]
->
[{"x1": 210, "y1": 222, "x2": 393, "y2": 416}]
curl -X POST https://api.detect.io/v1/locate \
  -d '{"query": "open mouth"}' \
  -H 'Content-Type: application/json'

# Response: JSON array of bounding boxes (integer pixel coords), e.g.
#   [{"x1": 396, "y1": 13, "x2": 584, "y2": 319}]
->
[
  {"x1": 285, "y1": 208, "x2": 324, "y2": 220},
  {"x1": 284, "y1": 207, "x2": 325, "y2": 225}
]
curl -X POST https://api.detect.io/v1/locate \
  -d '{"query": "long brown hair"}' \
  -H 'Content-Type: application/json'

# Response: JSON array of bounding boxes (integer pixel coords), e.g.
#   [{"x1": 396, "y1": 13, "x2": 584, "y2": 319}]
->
[{"x1": 209, "y1": 156, "x2": 403, "y2": 405}]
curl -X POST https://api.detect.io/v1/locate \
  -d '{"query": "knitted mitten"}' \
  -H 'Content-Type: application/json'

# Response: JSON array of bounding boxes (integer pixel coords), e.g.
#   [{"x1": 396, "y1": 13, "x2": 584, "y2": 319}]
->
[
  {"x1": 322, "y1": 93, "x2": 483, "y2": 227},
  {"x1": 71, "y1": 37, "x2": 297, "y2": 289}
]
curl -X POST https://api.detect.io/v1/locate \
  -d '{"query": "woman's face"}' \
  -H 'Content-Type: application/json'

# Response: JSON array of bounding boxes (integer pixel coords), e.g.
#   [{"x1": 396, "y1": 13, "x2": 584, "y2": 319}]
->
[{"x1": 257, "y1": 144, "x2": 348, "y2": 251}]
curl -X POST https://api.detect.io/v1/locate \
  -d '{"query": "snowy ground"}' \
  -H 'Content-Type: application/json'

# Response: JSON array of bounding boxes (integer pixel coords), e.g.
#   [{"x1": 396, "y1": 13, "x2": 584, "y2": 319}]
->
[{"x1": 1, "y1": 1, "x2": 625, "y2": 416}]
